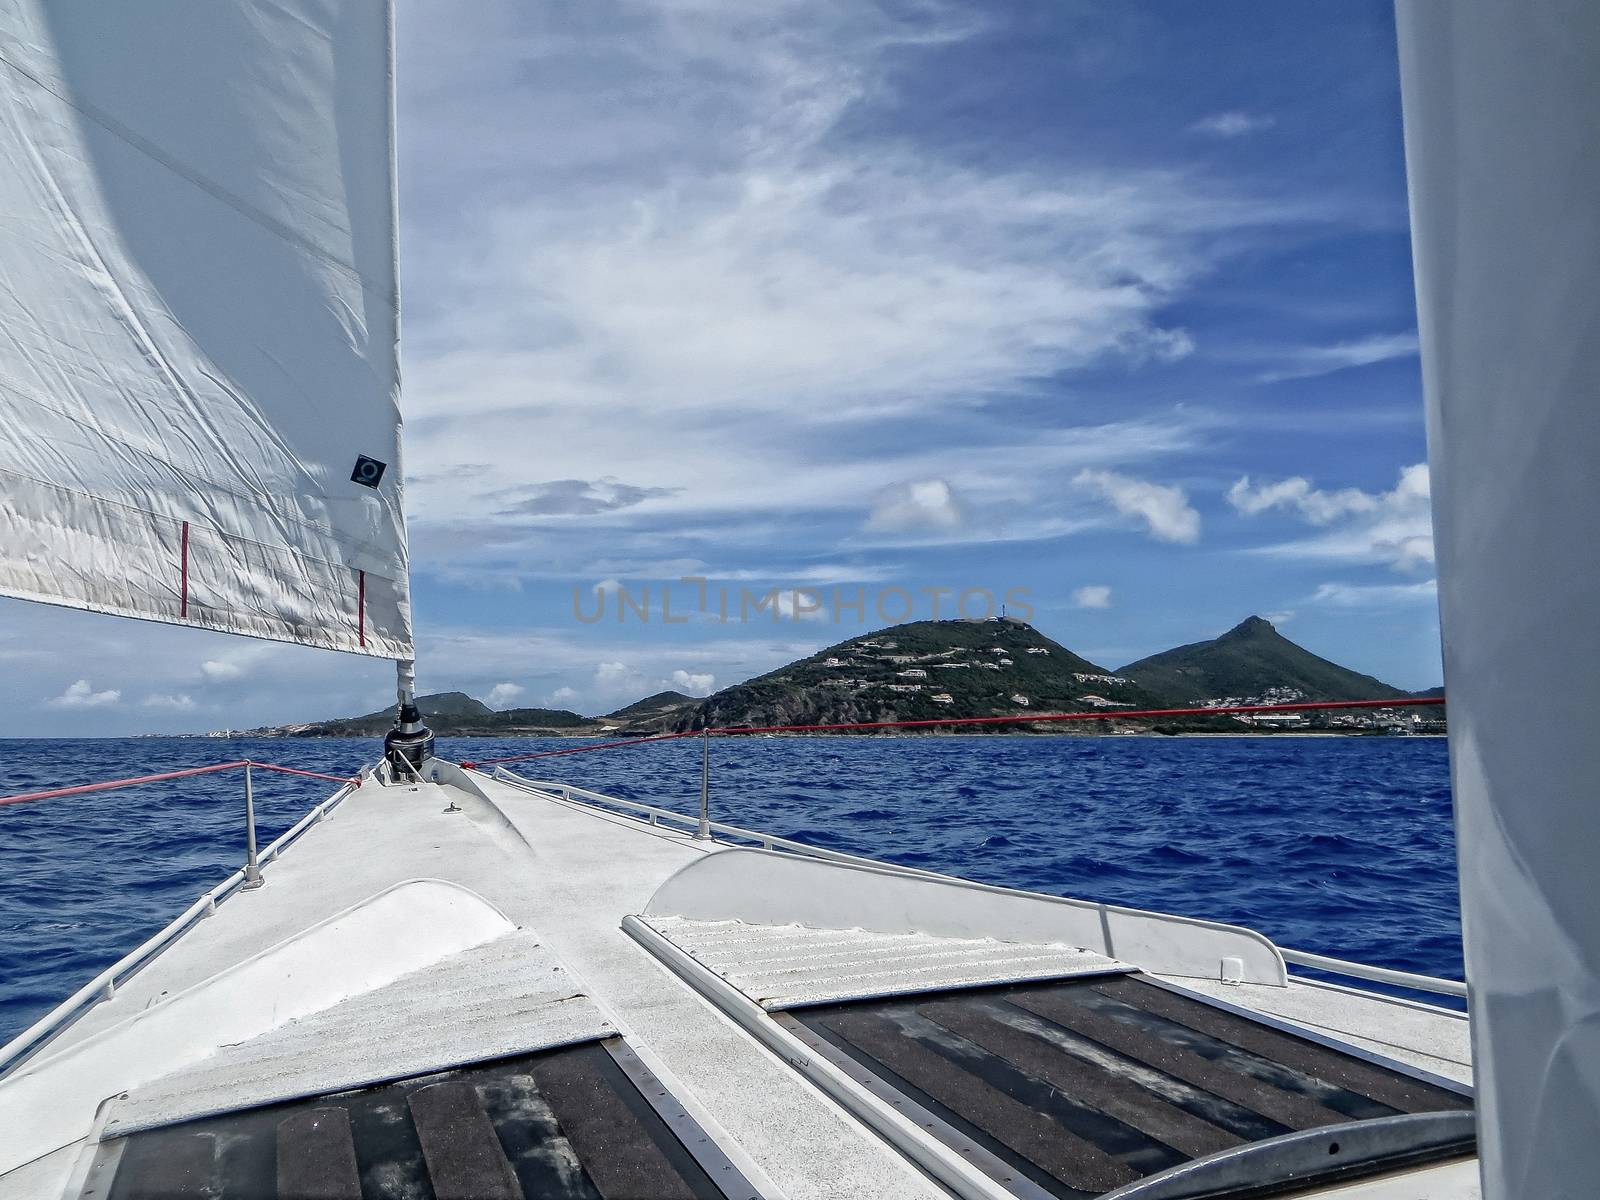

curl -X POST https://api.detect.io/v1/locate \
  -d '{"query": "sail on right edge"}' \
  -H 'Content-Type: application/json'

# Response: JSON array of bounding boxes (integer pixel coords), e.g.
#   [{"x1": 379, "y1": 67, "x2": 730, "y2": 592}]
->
[
  {"x1": 0, "y1": 0, "x2": 410, "y2": 659},
  {"x1": 1396, "y1": 2, "x2": 1600, "y2": 1196}
]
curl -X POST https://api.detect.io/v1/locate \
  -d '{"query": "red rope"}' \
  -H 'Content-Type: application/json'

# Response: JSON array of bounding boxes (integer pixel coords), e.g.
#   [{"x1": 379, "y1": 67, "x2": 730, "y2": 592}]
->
[
  {"x1": 462, "y1": 696, "x2": 1446, "y2": 769},
  {"x1": 0, "y1": 759, "x2": 361, "y2": 808},
  {"x1": 247, "y1": 762, "x2": 365, "y2": 786},
  {"x1": 464, "y1": 731, "x2": 695, "y2": 769},
  {"x1": 0, "y1": 699, "x2": 1444, "y2": 803}
]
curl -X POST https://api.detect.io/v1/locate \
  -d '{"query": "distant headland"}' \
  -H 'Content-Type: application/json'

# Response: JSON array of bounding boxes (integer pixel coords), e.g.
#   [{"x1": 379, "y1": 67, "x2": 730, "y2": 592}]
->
[{"x1": 209, "y1": 616, "x2": 1443, "y2": 739}]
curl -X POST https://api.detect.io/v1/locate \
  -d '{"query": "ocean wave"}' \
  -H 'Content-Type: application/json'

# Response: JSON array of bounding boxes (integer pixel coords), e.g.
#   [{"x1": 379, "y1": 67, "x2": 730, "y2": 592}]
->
[{"x1": 0, "y1": 733, "x2": 1462, "y2": 1043}]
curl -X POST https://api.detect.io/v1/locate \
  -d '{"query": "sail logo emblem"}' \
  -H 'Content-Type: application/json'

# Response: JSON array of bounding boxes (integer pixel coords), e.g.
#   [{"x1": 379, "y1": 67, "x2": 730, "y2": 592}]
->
[{"x1": 350, "y1": 455, "x2": 387, "y2": 489}]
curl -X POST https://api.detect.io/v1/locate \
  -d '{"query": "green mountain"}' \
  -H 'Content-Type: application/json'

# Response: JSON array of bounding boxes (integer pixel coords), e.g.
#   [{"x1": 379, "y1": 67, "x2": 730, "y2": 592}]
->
[
  {"x1": 385, "y1": 691, "x2": 492, "y2": 720},
  {"x1": 602, "y1": 690, "x2": 699, "y2": 733},
  {"x1": 676, "y1": 618, "x2": 1177, "y2": 732},
  {"x1": 290, "y1": 691, "x2": 591, "y2": 737},
  {"x1": 250, "y1": 689, "x2": 699, "y2": 740},
  {"x1": 604, "y1": 690, "x2": 694, "y2": 720},
  {"x1": 1117, "y1": 616, "x2": 1410, "y2": 704},
  {"x1": 488, "y1": 707, "x2": 593, "y2": 729},
  {"x1": 238, "y1": 617, "x2": 1422, "y2": 740}
]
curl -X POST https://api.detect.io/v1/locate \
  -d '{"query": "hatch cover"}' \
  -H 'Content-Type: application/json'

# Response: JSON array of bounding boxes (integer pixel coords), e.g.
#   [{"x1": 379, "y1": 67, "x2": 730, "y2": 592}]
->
[
  {"x1": 80, "y1": 1038, "x2": 762, "y2": 1200},
  {"x1": 782, "y1": 974, "x2": 1473, "y2": 1199}
]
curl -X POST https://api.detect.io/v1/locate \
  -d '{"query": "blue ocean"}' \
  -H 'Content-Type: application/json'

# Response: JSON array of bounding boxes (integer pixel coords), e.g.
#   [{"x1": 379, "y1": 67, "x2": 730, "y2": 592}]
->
[{"x1": 0, "y1": 735, "x2": 1462, "y2": 1044}]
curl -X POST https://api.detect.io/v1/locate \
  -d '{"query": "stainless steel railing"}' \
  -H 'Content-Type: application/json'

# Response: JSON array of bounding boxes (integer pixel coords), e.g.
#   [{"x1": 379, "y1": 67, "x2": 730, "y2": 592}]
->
[
  {"x1": 490, "y1": 766, "x2": 1470, "y2": 1002},
  {"x1": 0, "y1": 770, "x2": 368, "y2": 1076},
  {"x1": 1277, "y1": 947, "x2": 1468, "y2": 999},
  {"x1": 488, "y1": 767, "x2": 954, "y2": 879}
]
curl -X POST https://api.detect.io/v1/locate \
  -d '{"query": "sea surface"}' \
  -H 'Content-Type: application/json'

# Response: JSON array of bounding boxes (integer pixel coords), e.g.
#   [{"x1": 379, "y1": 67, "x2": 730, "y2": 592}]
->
[{"x1": 0, "y1": 734, "x2": 1462, "y2": 1045}]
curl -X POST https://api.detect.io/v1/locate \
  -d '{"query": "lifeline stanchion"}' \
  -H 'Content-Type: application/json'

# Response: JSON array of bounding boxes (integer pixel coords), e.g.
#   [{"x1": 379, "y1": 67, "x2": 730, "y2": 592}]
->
[
  {"x1": 696, "y1": 728, "x2": 711, "y2": 841},
  {"x1": 242, "y1": 761, "x2": 264, "y2": 890}
]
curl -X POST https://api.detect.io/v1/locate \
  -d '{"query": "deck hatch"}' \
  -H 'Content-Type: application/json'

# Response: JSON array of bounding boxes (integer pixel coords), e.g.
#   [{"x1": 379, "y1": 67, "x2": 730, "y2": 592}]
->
[
  {"x1": 784, "y1": 976, "x2": 1473, "y2": 1199},
  {"x1": 85, "y1": 1039, "x2": 760, "y2": 1200},
  {"x1": 633, "y1": 914, "x2": 1130, "y2": 1010}
]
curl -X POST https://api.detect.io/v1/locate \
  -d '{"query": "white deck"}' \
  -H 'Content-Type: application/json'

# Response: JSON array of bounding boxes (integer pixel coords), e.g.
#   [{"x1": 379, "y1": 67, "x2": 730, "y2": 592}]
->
[
  {"x1": 0, "y1": 764, "x2": 1480, "y2": 1199},
  {"x1": 103, "y1": 929, "x2": 610, "y2": 1136},
  {"x1": 1, "y1": 774, "x2": 936, "y2": 1200},
  {"x1": 1162, "y1": 975, "x2": 1473, "y2": 1086},
  {"x1": 637, "y1": 914, "x2": 1128, "y2": 1009}
]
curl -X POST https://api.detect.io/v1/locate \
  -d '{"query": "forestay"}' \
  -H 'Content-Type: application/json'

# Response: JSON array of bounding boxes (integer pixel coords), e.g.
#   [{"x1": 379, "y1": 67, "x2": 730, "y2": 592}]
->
[{"x1": 0, "y1": 0, "x2": 409, "y2": 657}]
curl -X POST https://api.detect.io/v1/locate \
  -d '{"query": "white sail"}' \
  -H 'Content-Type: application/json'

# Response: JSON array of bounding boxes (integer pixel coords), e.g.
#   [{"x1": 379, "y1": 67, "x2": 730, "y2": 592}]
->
[
  {"x1": 1396, "y1": 2, "x2": 1600, "y2": 1195},
  {"x1": 0, "y1": 0, "x2": 409, "y2": 658}
]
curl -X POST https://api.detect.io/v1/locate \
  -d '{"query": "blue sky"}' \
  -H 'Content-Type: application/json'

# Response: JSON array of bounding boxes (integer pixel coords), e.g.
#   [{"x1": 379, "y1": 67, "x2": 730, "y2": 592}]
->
[{"x1": 6, "y1": 1, "x2": 1444, "y2": 733}]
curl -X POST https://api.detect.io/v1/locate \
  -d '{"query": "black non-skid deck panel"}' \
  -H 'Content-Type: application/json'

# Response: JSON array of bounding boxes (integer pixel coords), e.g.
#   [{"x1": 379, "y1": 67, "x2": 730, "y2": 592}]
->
[
  {"x1": 790, "y1": 975, "x2": 1473, "y2": 1199},
  {"x1": 94, "y1": 1039, "x2": 747, "y2": 1200}
]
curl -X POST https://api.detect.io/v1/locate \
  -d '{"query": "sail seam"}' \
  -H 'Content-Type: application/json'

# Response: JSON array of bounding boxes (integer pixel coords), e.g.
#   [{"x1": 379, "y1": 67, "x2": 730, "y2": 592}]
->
[
  {"x1": 0, "y1": 4, "x2": 412, "y2": 660},
  {"x1": 0, "y1": 464, "x2": 397, "y2": 577},
  {"x1": 0, "y1": 478, "x2": 407, "y2": 655},
  {"x1": 9, "y1": 83, "x2": 298, "y2": 575},
  {"x1": 0, "y1": 380, "x2": 400, "y2": 566},
  {"x1": 0, "y1": 48, "x2": 395, "y2": 304},
  {"x1": 0, "y1": 583, "x2": 405, "y2": 660}
]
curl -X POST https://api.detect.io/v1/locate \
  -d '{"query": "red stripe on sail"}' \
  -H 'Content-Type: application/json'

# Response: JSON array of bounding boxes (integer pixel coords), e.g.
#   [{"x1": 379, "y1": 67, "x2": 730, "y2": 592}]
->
[
  {"x1": 358, "y1": 569, "x2": 366, "y2": 647},
  {"x1": 180, "y1": 520, "x2": 189, "y2": 617}
]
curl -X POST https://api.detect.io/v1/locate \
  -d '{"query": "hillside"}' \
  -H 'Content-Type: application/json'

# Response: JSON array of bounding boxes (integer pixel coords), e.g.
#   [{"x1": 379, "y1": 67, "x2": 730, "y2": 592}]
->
[
  {"x1": 367, "y1": 691, "x2": 492, "y2": 722},
  {"x1": 234, "y1": 689, "x2": 698, "y2": 740},
  {"x1": 675, "y1": 617, "x2": 1180, "y2": 732},
  {"x1": 601, "y1": 691, "x2": 699, "y2": 733},
  {"x1": 286, "y1": 691, "x2": 592, "y2": 737},
  {"x1": 223, "y1": 617, "x2": 1425, "y2": 740},
  {"x1": 1117, "y1": 616, "x2": 1410, "y2": 704}
]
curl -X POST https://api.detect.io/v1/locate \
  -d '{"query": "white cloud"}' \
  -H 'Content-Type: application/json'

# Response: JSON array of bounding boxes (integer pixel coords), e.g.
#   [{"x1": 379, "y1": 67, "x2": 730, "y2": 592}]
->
[
  {"x1": 594, "y1": 661, "x2": 637, "y2": 689},
  {"x1": 420, "y1": 624, "x2": 816, "y2": 692},
  {"x1": 142, "y1": 693, "x2": 197, "y2": 711},
  {"x1": 775, "y1": 589, "x2": 834, "y2": 621},
  {"x1": 484, "y1": 682, "x2": 525, "y2": 708},
  {"x1": 1189, "y1": 112, "x2": 1275, "y2": 138},
  {"x1": 392, "y1": 0, "x2": 1311, "y2": 576},
  {"x1": 1231, "y1": 464, "x2": 1433, "y2": 571},
  {"x1": 497, "y1": 478, "x2": 676, "y2": 517},
  {"x1": 1074, "y1": 469, "x2": 1201, "y2": 544},
  {"x1": 431, "y1": 626, "x2": 824, "y2": 716},
  {"x1": 1309, "y1": 580, "x2": 1438, "y2": 608},
  {"x1": 865, "y1": 479, "x2": 963, "y2": 533},
  {"x1": 1257, "y1": 333, "x2": 1419, "y2": 383},
  {"x1": 1226, "y1": 476, "x2": 1377, "y2": 524},
  {"x1": 0, "y1": 7, "x2": 1411, "y2": 734},
  {"x1": 671, "y1": 670, "x2": 716, "y2": 696},
  {"x1": 47, "y1": 679, "x2": 120, "y2": 708},
  {"x1": 580, "y1": 660, "x2": 718, "y2": 707},
  {"x1": 1071, "y1": 585, "x2": 1113, "y2": 609},
  {"x1": 0, "y1": 598, "x2": 400, "y2": 735},
  {"x1": 686, "y1": 563, "x2": 893, "y2": 585}
]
